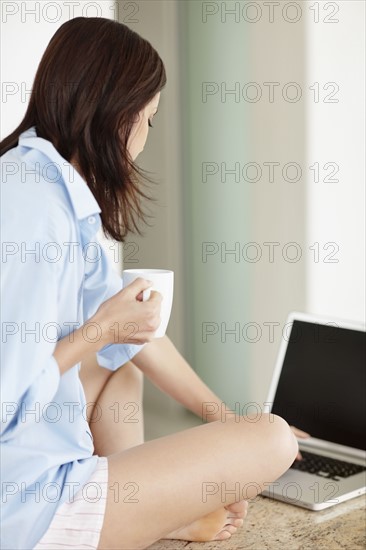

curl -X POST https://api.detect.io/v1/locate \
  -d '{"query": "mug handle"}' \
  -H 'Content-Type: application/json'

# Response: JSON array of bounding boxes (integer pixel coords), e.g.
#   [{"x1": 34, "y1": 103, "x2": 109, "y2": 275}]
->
[{"x1": 142, "y1": 288, "x2": 152, "y2": 301}]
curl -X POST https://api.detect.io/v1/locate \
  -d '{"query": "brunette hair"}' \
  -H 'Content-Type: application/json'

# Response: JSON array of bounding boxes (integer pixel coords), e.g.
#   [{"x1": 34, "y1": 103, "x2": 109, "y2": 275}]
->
[{"x1": 0, "y1": 17, "x2": 166, "y2": 241}]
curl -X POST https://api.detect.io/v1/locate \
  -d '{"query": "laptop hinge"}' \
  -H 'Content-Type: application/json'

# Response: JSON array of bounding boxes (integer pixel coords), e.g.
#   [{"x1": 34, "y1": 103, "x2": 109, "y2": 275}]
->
[{"x1": 299, "y1": 437, "x2": 366, "y2": 463}]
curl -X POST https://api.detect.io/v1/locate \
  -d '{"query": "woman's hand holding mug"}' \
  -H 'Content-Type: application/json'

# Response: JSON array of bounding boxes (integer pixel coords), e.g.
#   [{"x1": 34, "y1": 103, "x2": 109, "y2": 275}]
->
[{"x1": 92, "y1": 277, "x2": 163, "y2": 345}]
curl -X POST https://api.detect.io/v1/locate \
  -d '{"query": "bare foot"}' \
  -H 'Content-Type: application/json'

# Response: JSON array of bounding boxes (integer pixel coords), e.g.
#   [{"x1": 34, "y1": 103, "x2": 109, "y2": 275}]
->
[{"x1": 164, "y1": 500, "x2": 248, "y2": 542}]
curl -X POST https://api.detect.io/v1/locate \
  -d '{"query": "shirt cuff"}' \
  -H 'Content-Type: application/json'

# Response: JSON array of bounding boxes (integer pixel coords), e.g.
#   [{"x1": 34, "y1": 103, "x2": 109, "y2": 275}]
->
[{"x1": 96, "y1": 342, "x2": 146, "y2": 371}]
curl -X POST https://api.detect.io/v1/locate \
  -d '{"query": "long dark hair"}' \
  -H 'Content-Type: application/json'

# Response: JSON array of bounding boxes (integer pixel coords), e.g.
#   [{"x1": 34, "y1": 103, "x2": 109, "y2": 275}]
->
[{"x1": 0, "y1": 17, "x2": 166, "y2": 241}]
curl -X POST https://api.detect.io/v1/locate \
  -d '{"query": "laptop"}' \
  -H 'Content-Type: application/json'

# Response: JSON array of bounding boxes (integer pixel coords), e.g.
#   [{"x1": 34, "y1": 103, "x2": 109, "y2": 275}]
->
[{"x1": 262, "y1": 311, "x2": 366, "y2": 510}]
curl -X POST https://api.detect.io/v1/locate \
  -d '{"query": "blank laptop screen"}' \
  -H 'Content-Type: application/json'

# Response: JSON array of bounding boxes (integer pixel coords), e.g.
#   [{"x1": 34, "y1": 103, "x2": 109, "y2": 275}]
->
[{"x1": 271, "y1": 320, "x2": 366, "y2": 450}]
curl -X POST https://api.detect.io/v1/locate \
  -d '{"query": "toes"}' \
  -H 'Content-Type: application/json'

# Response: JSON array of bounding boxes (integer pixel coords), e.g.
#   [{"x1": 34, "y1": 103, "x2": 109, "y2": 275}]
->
[
  {"x1": 214, "y1": 526, "x2": 236, "y2": 541},
  {"x1": 225, "y1": 499, "x2": 248, "y2": 516},
  {"x1": 227, "y1": 508, "x2": 248, "y2": 519},
  {"x1": 214, "y1": 531, "x2": 231, "y2": 541},
  {"x1": 224, "y1": 524, "x2": 237, "y2": 534},
  {"x1": 230, "y1": 518, "x2": 244, "y2": 528},
  {"x1": 226, "y1": 500, "x2": 249, "y2": 522}
]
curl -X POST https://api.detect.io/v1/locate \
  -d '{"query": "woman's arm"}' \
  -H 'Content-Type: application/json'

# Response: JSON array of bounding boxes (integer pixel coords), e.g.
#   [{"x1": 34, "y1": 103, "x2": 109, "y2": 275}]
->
[
  {"x1": 132, "y1": 337, "x2": 311, "y2": 455},
  {"x1": 131, "y1": 336, "x2": 233, "y2": 422},
  {"x1": 54, "y1": 279, "x2": 162, "y2": 376},
  {"x1": 54, "y1": 321, "x2": 106, "y2": 376}
]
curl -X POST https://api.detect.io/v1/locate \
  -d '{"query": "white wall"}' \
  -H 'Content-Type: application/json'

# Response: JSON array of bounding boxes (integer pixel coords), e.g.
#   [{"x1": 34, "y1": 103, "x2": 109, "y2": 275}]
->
[{"x1": 306, "y1": 1, "x2": 365, "y2": 323}]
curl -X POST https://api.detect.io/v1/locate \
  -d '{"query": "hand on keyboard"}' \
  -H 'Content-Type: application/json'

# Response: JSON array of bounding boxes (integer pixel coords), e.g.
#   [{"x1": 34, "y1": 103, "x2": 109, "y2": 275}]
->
[{"x1": 290, "y1": 425, "x2": 311, "y2": 460}]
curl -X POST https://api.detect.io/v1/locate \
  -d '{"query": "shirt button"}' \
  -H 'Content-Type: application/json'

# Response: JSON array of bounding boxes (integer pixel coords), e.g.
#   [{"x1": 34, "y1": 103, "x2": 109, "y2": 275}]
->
[{"x1": 87, "y1": 216, "x2": 96, "y2": 224}]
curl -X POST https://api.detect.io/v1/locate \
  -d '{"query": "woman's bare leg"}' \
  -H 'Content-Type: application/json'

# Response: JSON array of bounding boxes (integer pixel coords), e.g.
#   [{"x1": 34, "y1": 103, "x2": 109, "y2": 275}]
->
[
  {"x1": 98, "y1": 414, "x2": 298, "y2": 550},
  {"x1": 79, "y1": 356, "x2": 297, "y2": 549},
  {"x1": 79, "y1": 351, "x2": 113, "y2": 418},
  {"x1": 81, "y1": 357, "x2": 248, "y2": 543},
  {"x1": 79, "y1": 355, "x2": 144, "y2": 454}
]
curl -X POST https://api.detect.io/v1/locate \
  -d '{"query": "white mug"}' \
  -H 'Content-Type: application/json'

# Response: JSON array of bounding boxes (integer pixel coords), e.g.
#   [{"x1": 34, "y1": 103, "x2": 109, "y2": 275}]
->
[{"x1": 122, "y1": 269, "x2": 174, "y2": 338}]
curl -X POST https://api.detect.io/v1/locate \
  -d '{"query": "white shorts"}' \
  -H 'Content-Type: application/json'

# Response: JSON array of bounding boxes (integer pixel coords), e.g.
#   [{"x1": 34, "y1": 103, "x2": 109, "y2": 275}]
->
[{"x1": 33, "y1": 456, "x2": 108, "y2": 550}]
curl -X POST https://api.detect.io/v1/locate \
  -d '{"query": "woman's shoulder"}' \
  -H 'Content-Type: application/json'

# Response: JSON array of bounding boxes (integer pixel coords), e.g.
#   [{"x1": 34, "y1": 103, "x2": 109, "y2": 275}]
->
[{"x1": 1, "y1": 145, "x2": 76, "y2": 243}]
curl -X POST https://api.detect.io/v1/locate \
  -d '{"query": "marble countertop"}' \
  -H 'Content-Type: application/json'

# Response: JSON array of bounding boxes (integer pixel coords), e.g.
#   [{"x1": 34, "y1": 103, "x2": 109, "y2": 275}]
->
[{"x1": 148, "y1": 494, "x2": 366, "y2": 550}]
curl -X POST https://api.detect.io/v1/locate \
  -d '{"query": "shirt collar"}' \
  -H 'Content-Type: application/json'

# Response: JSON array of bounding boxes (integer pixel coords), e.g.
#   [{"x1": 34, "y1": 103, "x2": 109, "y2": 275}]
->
[{"x1": 18, "y1": 127, "x2": 101, "y2": 221}]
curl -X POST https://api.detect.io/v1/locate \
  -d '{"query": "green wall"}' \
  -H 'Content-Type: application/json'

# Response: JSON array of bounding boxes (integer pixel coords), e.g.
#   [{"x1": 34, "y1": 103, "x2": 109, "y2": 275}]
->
[{"x1": 179, "y1": 2, "x2": 252, "y2": 409}]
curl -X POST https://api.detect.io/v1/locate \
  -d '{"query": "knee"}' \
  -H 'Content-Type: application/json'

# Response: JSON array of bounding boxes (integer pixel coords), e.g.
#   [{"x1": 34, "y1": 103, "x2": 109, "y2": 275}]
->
[
  {"x1": 232, "y1": 412, "x2": 298, "y2": 474},
  {"x1": 125, "y1": 360, "x2": 143, "y2": 378},
  {"x1": 262, "y1": 413, "x2": 298, "y2": 470},
  {"x1": 118, "y1": 361, "x2": 143, "y2": 385}
]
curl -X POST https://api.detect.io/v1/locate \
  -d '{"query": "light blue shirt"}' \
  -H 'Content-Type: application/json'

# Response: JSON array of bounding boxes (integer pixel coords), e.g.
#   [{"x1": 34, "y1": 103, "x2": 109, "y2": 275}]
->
[{"x1": 0, "y1": 127, "x2": 144, "y2": 549}]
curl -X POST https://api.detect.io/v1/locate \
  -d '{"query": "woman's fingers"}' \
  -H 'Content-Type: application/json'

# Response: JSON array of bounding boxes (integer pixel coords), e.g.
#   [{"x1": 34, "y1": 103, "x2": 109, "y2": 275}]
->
[
  {"x1": 93, "y1": 279, "x2": 163, "y2": 345},
  {"x1": 148, "y1": 290, "x2": 163, "y2": 302},
  {"x1": 124, "y1": 277, "x2": 153, "y2": 298},
  {"x1": 290, "y1": 426, "x2": 310, "y2": 438},
  {"x1": 290, "y1": 426, "x2": 311, "y2": 461}
]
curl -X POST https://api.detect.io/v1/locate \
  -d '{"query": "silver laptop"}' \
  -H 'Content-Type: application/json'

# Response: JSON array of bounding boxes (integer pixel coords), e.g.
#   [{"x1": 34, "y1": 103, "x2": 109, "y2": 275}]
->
[{"x1": 262, "y1": 312, "x2": 366, "y2": 510}]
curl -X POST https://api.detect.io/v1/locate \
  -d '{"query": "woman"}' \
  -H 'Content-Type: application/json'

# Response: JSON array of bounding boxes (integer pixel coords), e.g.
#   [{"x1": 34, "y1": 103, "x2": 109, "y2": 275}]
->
[{"x1": 1, "y1": 17, "x2": 302, "y2": 550}]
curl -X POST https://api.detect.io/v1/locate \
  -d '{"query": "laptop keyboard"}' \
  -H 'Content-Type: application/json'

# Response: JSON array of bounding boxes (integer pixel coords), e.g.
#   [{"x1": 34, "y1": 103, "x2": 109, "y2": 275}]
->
[{"x1": 290, "y1": 450, "x2": 366, "y2": 480}]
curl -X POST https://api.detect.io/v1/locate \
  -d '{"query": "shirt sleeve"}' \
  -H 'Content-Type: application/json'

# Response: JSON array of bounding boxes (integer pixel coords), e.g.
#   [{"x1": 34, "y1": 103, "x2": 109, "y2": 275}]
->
[
  {"x1": 81, "y1": 234, "x2": 145, "y2": 371},
  {"x1": 1, "y1": 196, "x2": 63, "y2": 441}
]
